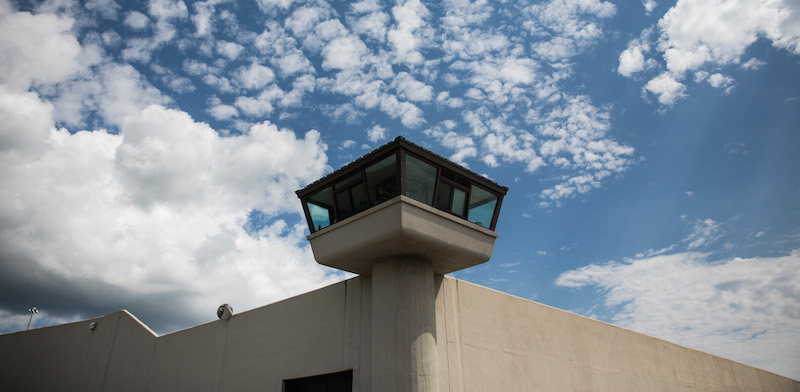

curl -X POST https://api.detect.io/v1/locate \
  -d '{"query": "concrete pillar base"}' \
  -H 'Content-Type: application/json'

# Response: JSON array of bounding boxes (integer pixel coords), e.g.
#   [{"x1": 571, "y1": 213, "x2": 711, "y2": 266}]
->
[{"x1": 371, "y1": 257, "x2": 439, "y2": 392}]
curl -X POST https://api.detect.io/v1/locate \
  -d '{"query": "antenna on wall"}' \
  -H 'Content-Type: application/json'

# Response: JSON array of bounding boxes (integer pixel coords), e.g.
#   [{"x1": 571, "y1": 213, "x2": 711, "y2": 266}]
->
[{"x1": 26, "y1": 306, "x2": 38, "y2": 330}]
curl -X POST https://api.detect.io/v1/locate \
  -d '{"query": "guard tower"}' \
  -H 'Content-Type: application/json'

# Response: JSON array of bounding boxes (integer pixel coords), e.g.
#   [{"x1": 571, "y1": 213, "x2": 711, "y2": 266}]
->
[{"x1": 297, "y1": 136, "x2": 507, "y2": 392}]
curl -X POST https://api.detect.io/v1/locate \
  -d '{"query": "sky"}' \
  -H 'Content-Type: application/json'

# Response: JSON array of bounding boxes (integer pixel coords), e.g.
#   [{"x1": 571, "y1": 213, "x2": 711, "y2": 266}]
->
[{"x1": 0, "y1": 0, "x2": 798, "y2": 379}]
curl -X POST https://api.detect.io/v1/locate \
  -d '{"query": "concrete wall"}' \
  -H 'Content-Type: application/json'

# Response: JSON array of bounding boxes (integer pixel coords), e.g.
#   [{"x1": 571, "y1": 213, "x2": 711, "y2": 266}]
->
[
  {"x1": 1, "y1": 276, "x2": 797, "y2": 391},
  {"x1": 0, "y1": 279, "x2": 368, "y2": 392},
  {"x1": 435, "y1": 277, "x2": 800, "y2": 392}
]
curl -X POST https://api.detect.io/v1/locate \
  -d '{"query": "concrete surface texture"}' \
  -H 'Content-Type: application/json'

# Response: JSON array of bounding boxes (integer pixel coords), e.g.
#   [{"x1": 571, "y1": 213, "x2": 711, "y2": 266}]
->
[
  {"x1": 2, "y1": 275, "x2": 798, "y2": 391},
  {"x1": 372, "y1": 257, "x2": 439, "y2": 392}
]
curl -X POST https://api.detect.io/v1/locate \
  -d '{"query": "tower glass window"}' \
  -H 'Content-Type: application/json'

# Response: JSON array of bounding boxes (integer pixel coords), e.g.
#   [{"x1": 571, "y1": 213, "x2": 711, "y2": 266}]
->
[
  {"x1": 365, "y1": 154, "x2": 398, "y2": 206},
  {"x1": 405, "y1": 154, "x2": 437, "y2": 205},
  {"x1": 297, "y1": 137, "x2": 507, "y2": 233},
  {"x1": 307, "y1": 187, "x2": 335, "y2": 231},
  {"x1": 468, "y1": 184, "x2": 498, "y2": 228}
]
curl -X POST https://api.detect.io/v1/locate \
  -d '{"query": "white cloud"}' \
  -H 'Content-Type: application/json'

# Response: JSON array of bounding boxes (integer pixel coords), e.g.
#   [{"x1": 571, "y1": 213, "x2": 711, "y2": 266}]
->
[
  {"x1": 124, "y1": 10, "x2": 150, "y2": 30},
  {"x1": 255, "y1": 0, "x2": 295, "y2": 13},
  {"x1": 2, "y1": 104, "x2": 340, "y2": 332},
  {"x1": 191, "y1": 0, "x2": 223, "y2": 36},
  {"x1": 644, "y1": 72, "x2": 686, "y2": 106},
  {"x1": 707, "y1": 73, "x2": 735, "y2": 89},
  {"x1": 85, "y1": 0, "x2": 121, "y2": 20},
  {"x1": 682, "y1": 217, "x2": 723, "y2": 250},
  {"x1": 0, "y1": 87, "x2": 54, "y2": 158},
  {"x1": 202, "y1": 73, "x2": 235, "y2": 93},
  {"x1": 350, "y1": 0, "x2": 380, "y2": 14},
  {"x1": 526, "y1": 0, "x2": 616, "y2": 62},
  {"x1": 235, "y1": 96, "x2": 272, "y2": 117},
  {"x1": 48, "y1": 62, "x2": 170, "y2": 129},
  {"x1": 393, "y1": 72, "x2": 433, "y2": 102},
  {"x1": 741, "y1": 58, "x2": 766, "y2": 70},
  {"x1": 367, "y1": 124, "x2": 387, "y2": 143},
  {"x1": 277, "y1": 52, "x2": 315, "y2": 76},
  {"x1": 280, "y1": 74, "x2": 316, "y2": 107},
  {"x1": 234, "y1": 84, "x2": 283, "y2": 117},
  {"x1": 340, "y1": 139, "x2": 357, "y2": 149},
  {"x1": 207, "y1": 97, "x2": 239, "y2": 120},
  {"x1": 148, "y1": 0, "x2": 188, "y2": 20},
  {"x1": 424, "y1": 124, "x2": 477, "y2": 165},
  {"x1": 322, "y1": 35, "x2": 368, "y2": 70},
  {"x1": 236, "y1": 62, "x2": 276, "y2": 90},
  {"x1": 379, "y1": 94, "x2": 425, "y2": 128},
  {"x1": 285, "y1": 6, "x2": 329, "y2": 38},
  {"x1": 352, "y1": 11, "x2": 389, "y2": 42},
  {"x1": 164, "y1": 75, "x2": 196, "y2": 93},
  {"x1": 255, "y1": 22, "x2": 315, "y2": 76},
  {"x1": 314, "y1": 19, "x2": 348, "y2": 42},
  {"x1": 0, "y1": 10, "x2": 83, "y2": 90},
  {"x1": 453, "y1": 57, "x2": 539, "y2": 105},
  {"x1": 216, "y1": 41, "x2": 245, "y2": 60},
  {"x1": 627, "y1": 0, "x2": 800, "y2": 105},
  {"x1": 387, "y1": 0, "x2": 430, "y2": 65},
  {"x1": 618, "y1": 41, "x2": 646, "y2": 77},
  {"x1": 556, "y1": 250, "x2": 800, "y2": 379},
  {"x1": 641, "y1": 0, "x2": 656, "y2": 14},
  {"x1": 436, "y1": 91, "x2": 463, "y2": 108},
  {"x1": 659, "y1": 0, "x2": 800, "y2": 74}
]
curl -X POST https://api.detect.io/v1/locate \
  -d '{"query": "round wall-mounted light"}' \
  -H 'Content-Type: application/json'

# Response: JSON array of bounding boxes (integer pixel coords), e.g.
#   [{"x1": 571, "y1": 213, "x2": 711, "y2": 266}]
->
[{"x1": 217, "y1": 304, "x2": 233, "y2": 320}]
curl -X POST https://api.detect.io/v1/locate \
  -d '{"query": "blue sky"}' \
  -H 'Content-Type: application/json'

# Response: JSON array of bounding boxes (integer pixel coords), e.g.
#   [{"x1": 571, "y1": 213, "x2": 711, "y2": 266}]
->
[{"x1": 0, "y1": 0, "x2": 798, "y2": 379}]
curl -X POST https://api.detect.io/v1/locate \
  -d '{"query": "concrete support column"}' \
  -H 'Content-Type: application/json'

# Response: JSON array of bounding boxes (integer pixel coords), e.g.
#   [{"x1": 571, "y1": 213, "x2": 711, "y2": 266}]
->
[{"x1": 371, "y1": 257, "x2": 439, "y2": 392}]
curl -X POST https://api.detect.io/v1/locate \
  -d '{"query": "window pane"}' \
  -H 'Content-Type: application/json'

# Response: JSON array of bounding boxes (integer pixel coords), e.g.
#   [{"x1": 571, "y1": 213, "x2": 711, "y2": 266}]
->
[
  {"x1": 335, "y1": 189, "x2": 353, "y2": 219},
  {"x1": 405, "y1": 154, "x2": 437, "y2": 205},
  {"x1": 351, "y1": 182, "x2": 368, "y2": 213},
  {"x1": 334, "y1": 172, "x2": 360, "y2": 190},
  {"x1": 435, "y1": 181, "x2": 452, "y2": 211},
  {"x1": 468, "y1": 185, "x2": 497, "y2": 227},
  {"x1": 451, "y1": 187, "x2": 467, "y2": 216},
  {"x1": 307, "y1": 187, "x2": 334, "y2": 230},
  {"x1": 365, "y1": 154, "x2": 397, "y2": 206}
]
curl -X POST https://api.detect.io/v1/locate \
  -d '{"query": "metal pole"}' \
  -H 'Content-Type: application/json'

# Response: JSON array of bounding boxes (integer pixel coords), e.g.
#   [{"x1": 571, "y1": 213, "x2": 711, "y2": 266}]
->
[{"x1": 26, "y1": 306, "x2": 37, "y2": 330}]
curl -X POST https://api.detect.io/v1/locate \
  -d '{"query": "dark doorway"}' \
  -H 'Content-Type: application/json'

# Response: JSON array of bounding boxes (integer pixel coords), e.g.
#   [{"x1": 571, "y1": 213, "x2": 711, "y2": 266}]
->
[{"x1": 283, "y1": 370, "x2": 353, "y2": 392}]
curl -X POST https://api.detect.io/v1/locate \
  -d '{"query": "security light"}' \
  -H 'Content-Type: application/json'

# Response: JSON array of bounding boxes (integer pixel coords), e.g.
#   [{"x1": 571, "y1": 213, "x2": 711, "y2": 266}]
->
[{"x1": 217, "y1": 304, "x2": 233, "y2": 320}]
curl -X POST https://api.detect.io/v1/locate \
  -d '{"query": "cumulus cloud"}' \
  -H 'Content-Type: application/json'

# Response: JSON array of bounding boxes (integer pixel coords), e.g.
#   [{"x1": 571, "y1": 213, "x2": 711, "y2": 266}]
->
[
  {"x1": 367, "y1": 124, "x2": 387, "y2": 143},
  {"x1": 216, "y1": 40, "x2": 245, "y2": 60},
  {"x1": 642, "y1": 0, "x2": 657, "y2": 14},
  {"x1": 393, "y1": 71, "x2": 433, "y2": 102},
  {"x1": 0, "y1": 88, "x2": 54, "y2": 157},
  {"x1": 207, "y1": 96, "x2": 239, "y2": 120},
  {"x1": 0, "y1": 104, "x2": 339, "y2": 333},
  {"x1": 707, "y1": 73, "x2": 735, "y2": 90},
  {"x1": 352, "y1": 9, "x2": 389, "y2": 42},
  {"x1": 387, "y1": 0, "x2": 430, "y2": 65},
  {"x1": 255, "y1": 22, "x2": 315, "y2": 76},
  {"x1": 321, "y1": 35, "x2": 368, "y2": 70},
  {"x1": 0, "y1": 2, "x2": 346, "y2": 335},
  {"x1": 624, "y1": 0, "x2": 800, "y2": 105},
  {"x1": 236, "y1": 62, "x2": 276, "y2": 90},
  {"x1": 644, "y1": 72, "x2": 686, "y2": 106},
  {"x1": 124, "y1": 10, "x2": 150, "y2": 30},
  {"x1": 52, "y1": 62, "x2": 171, "y2": 128},
  {"x1": 0, "y1": 10, "x2": 84, "y2": 90},
  {"x1": 526, "y1": 0, "x2": 616, "y2": 62},
  {"x1": 556, "y1": 250, "x2": 800, "y2": 379},
  {"x1": 424, "y1": 122, "x2": 477, "y2": 165},
  {"x1": 618, "y1": 41, "x2": 647, "y2": 77}
]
